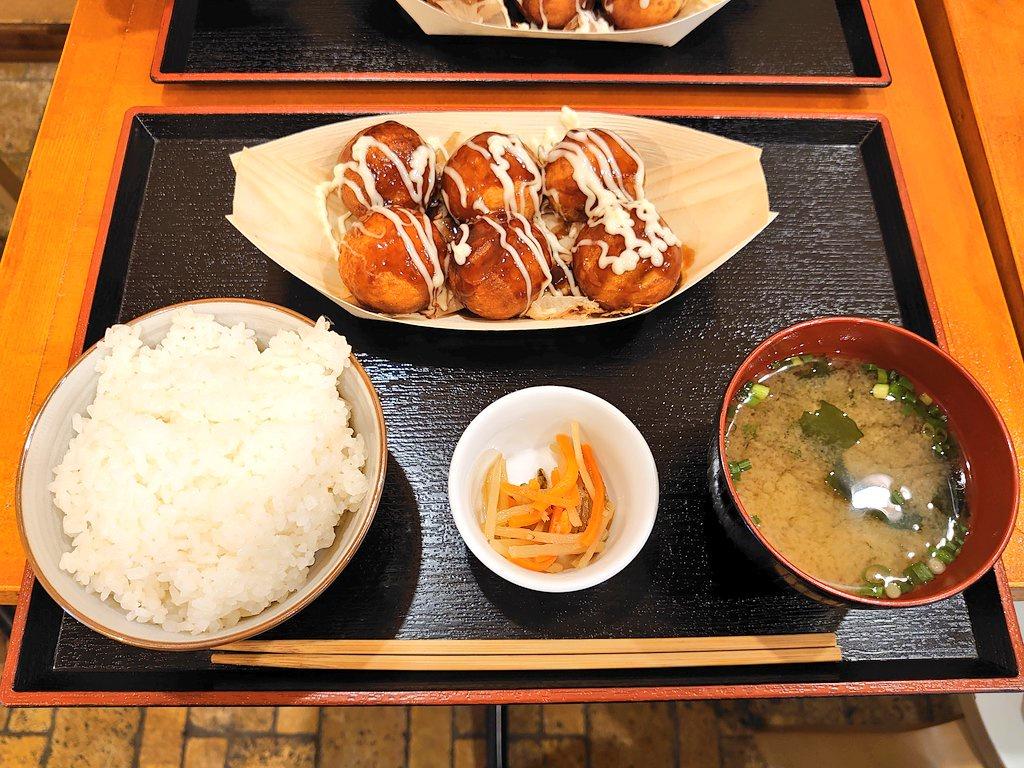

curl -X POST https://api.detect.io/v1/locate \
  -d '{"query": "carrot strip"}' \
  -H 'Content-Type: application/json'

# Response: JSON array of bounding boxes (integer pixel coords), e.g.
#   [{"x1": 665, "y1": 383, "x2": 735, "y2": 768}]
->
[
  {"x1": 579, "y1": 444, "x2": 606, "y2": 548},
  {"x1": 503, "y1": 484, "x2": 579, "y2": 511},
  {"x1": 571, "y1": 422, "x2": 596, "y2": 502},
  {"x1": 505, "y1": 510, "x2": 545, "y2": 528},
  {"x1": 510, "y1": 556, "x2": 556, "y2": 572},
  {"x1": 549, "y1": 508, "x2": 571, "y2": 535}
]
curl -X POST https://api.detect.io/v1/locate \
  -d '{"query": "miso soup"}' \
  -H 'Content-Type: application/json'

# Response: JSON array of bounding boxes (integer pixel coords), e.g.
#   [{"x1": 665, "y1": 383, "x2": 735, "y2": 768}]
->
[{"x1": 725, "y1": 356, "x2": 967, "y2": 600}]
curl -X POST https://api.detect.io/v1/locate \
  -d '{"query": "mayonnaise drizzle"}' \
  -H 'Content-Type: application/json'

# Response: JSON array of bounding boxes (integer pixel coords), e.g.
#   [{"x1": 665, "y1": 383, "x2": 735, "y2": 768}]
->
[
  {"x1": 352, "y1": 206, "x2": 446, "y2": 308},
  {"x1": 453, "y1": 213, "x2": 572, "y2": 316},
  {"x1": 337, "y1": 135, "x2": 436, "y2": 211},
  {"x1": 577, "y1": 198, "x2": 680, "y2": 275},
  {"x1": 545, "y1": 128, "x2": 645, "y2": 219},
  {"x1": 442, "y1": 133, "x2": 542, "y2": 217}
]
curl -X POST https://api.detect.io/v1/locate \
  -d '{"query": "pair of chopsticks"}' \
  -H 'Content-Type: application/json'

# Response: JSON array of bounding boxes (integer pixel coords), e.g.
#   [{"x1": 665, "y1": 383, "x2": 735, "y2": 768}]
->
[{"x1": 211, "y1": 634, "x2": 841, "y2": 671}]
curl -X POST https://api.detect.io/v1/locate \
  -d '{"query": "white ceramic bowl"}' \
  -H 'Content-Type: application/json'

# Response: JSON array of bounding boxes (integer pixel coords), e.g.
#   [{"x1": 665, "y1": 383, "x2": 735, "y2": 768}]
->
[
  {"x1": 448, "y1": 386, "x2": 658, "y2": 592},
  {"x1": 17, "y1": 299, "x2": 387, "y2": 650}
]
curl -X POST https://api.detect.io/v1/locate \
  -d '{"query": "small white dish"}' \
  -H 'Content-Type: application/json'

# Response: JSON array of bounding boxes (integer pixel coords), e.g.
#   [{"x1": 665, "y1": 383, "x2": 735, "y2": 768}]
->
[
  {"x1": 17, "y1": 299, "x2": 387, "y2": 650},
  {"x1": 448, "y1": 386, "x2": 658, "y2": 592}
]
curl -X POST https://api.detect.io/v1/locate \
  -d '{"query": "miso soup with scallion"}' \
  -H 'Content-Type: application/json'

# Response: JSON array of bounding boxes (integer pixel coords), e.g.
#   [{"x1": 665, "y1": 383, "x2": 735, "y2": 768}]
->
[{"x1": 725, "y1": 356, "x2": 967, "y2": 600}]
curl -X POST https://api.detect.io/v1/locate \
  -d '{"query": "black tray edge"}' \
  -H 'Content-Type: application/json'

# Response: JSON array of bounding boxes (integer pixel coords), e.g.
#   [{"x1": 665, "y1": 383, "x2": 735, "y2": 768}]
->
[
  {"x1": 148, "y1": 0, "x2": 892, "y2": 87},
  {"x1": 5, "y1": 106, "x2": 1022, "y2": 706}
]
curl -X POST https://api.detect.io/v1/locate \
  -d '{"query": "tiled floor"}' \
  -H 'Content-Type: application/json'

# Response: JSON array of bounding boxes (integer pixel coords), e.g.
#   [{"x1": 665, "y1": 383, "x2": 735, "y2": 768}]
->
[
  {"x1": 0, "y1": 628, "x2": 964, "y2": 767},
  {"x1": 0, "y1": 53, "x2": 971, "y2": 768}
]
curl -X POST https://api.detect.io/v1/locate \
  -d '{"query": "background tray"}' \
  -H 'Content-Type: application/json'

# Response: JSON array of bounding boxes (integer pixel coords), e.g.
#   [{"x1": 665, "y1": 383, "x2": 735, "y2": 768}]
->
[
  {"x1": 153, "y1": 0, "x2": 890, "y2": 86},
  {"x1": 6, "y1": 109, "x2": 1021, "y2": 705}
]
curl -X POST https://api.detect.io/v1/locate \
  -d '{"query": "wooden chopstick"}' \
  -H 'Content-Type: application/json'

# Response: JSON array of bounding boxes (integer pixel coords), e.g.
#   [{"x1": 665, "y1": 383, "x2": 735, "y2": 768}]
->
[
  {"x1": 215, "y1": 633, "x2": 838, "y2": 656},
  {"x1": 211, "y1": 646, "x2": 842, "y2": 671}
]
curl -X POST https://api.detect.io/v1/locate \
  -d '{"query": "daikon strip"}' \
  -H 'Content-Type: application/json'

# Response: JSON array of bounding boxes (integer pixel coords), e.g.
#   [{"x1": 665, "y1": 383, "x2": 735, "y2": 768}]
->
[{"x1": 494, "y1": 526, "x2": 581, "y2": 544}]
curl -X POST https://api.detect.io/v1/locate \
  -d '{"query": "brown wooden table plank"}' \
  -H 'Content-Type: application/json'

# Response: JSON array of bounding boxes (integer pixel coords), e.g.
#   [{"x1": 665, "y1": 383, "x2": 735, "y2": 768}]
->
[{"x1": 917, "y1": 0, "x2": 1024, "y2": 591}]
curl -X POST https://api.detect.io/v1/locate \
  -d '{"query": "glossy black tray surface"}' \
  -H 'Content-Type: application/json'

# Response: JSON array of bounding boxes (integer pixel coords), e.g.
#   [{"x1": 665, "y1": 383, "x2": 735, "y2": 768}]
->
[
  {"x1": 154, "y1": 0, "x2": 889, "y2": 85},
  {"x1": 12, "y1": 111, "x2": 1018, "y2": 697}
]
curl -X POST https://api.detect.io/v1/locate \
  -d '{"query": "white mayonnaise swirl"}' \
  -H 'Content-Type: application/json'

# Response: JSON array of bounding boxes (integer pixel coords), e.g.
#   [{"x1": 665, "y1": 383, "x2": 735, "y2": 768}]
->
[
  {"x1": 453, "y1": 213, "x2": 578, "y2": 315},
  {"x1": 352, "y1": 206, "x2": 446, "y2": 308},
  {"x1": 545, "y1": 128, "x2": 645, "y2": 220},
  {"x1": 577, "y1": 198, "x2": 680, "y2": 275},
  {"x1": 442, "y1": 133, "x2": 542, "y2": 218},
  {"x1": 337, "y1": 134, "x2": 436, "y2": 211}
]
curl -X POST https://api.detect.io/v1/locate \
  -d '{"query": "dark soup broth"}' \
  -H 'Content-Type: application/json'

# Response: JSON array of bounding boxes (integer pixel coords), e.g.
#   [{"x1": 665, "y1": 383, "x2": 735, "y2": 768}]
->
[{"x1": 725, "y1": 355, "x2": 968, "y2": 600}]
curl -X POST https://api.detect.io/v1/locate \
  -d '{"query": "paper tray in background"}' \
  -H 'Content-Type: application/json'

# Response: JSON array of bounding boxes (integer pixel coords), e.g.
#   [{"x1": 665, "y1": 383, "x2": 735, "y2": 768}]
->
[
  {"x1": 396, "y1": 0, "x2": 731, "y2": 47},
  {"x1": 228, "y1": 110, "x2": 775, "y2": 331}
]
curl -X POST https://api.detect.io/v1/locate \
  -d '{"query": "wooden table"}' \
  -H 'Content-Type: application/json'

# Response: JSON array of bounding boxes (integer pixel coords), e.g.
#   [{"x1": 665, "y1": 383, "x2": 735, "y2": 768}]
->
[
  {"x1": 918, "y1": 1, "x2": 1024, "y2": 362},
  {"x1": 1, "y1": 0, "x2": 1023, "y2": 608}
]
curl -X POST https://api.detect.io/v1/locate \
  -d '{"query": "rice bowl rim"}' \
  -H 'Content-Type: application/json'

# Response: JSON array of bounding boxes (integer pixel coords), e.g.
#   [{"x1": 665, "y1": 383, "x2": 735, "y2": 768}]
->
[{"x1": 16, "y1": 297, "x2": 388, "y2": 651}]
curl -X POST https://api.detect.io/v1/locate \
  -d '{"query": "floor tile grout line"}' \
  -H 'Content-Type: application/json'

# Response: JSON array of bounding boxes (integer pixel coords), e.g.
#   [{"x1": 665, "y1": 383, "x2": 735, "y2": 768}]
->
[
  {"x1": 404, "y1": 706, "x2": 411, "y2": 768},
  {"x1": 448, "y1": 705, "x2": 455, "y2": 768},
  {"x1": 583, "y1": 704, "x2": 592, "y2": 768},
  {"x1": 671, "y1": 701, "x2": 681, "y2": 768},
  {"x1": 131, "y1": 708, "x2": 146, "y2": 768},
  {"x1": 314, "y1": 706, "x2": 325, "y2": 768}
]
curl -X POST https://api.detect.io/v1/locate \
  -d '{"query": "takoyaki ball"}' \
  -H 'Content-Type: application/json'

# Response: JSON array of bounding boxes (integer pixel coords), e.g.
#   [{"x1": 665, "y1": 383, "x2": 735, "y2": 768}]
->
[
  {"x1": 603, "y1": 0, "x2": 682, "y2": 28},
  {"x1": 572, "y1": 200, "x2": 685, "y2": 311},
  {"x1": 336, "y1": 121, "x2": 436, "y2": 216},
  {"x1": 440, "y1": 132, "x2": 543, "y2": 222},
  {"x1": 338, "y1": 206, "x2": 448, "y2": 315},
  {"x1": 544, "y1": 128, "x2": 645, "y2": 222},
  {"x1": 448, "y1": 213, "x2": 554, "y2": 320},
  {"x1": 518, "y1": 0, "x2": 594, "y2": 28}
]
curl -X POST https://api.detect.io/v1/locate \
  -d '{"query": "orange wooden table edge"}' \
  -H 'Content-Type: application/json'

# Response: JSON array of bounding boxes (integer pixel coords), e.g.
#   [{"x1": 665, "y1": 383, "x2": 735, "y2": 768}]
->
[
  {"x1": 917, "y1": 0, "x2": 1024, "y2": 356},
  {"x1": 1, "y1": 0, "x2": 1023, "y2": 604}
]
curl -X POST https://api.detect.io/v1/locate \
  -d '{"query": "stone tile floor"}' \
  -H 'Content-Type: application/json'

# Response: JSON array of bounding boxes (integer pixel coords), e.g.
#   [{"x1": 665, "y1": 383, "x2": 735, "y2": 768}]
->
[{"x1": 0, "y1": 52, "x2": 968, "y2": 768}]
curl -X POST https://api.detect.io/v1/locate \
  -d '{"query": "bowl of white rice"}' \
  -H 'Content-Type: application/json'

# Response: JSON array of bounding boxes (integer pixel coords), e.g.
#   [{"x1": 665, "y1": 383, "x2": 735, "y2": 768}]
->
[{"x1": 17, "y1": 299, "x2": 386, "y2": 650}]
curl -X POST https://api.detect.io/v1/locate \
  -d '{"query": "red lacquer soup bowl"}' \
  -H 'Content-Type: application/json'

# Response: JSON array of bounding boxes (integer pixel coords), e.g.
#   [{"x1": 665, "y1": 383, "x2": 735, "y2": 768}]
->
[{"x1": 710, "y1": 317, "x2": 1018, "y2": 608}]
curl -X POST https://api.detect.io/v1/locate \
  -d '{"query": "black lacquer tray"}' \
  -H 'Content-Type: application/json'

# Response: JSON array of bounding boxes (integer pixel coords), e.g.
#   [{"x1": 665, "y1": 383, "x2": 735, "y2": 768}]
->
[
  {"x1": 152, "y1": 0, "x2": 890, "y2": 86},
  {"x1": 6, "y1": 109, "x2": 1022, "y2": 706}
]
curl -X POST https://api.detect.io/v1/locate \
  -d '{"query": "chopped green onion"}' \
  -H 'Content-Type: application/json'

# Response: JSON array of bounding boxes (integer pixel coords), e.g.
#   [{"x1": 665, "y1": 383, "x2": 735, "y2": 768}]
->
[
  {"x1": 920, "y1": 393, "x2": 933, "y2": 406},
  {"x1": 751, "y1": 515, "x2": 762, "y2": 526},
  {"x1": 884, "y1": 582, "x2": 903, "y2": 599},
  {"x1": 863, "y1": 564, "x2": 890, "y2": 584},
  {"x1": 871, "y1": 383, "x2": 889, "y2": 399},
  {"x1": 931, "y1": 546, "x2": 956, "y2": 565},
  {"x1": 728, "y1": 459, "x2": 752, "y2": 481},
  {"x1": 750, "y1": 383, "x2": 770, "y2": 401},
  {"x1": 876, "y1": 368, "x2": 888, "y2": 384},
  {"x1": 889, "y1": 487, "x2": 907, "y2": 506},
  {"x1": 858, "y1": 584, "x2": 884, "y2": 599},
  {"x1": 905, "y1": 562, "x2": 935, "y2": 585}
]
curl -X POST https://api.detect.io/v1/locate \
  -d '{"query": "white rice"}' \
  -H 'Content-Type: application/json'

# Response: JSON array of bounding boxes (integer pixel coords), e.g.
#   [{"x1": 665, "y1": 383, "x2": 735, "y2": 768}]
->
[{"x1": 50, "y1": 308, "x2": 368, "y2": 634}]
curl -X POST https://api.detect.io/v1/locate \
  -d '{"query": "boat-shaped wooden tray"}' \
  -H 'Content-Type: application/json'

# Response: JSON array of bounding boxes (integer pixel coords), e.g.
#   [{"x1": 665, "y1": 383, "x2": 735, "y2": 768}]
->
[
  {"x1": 3, "y1": 108, "x2": 1021, "y2": 705},
  {"x1": 152, "y1": 0, "x2": 891, "y2": 86}
]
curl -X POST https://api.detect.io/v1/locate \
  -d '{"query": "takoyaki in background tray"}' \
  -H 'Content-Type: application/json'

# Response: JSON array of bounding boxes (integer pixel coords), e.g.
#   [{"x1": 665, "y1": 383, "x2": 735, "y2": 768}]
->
[
  {"x1": 8, "y1": 110, "x2": 1020, "y2": 703},
  {"x1": 153, "y1": 0, "x2": 890, "y2": 86}
]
